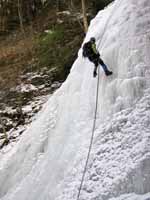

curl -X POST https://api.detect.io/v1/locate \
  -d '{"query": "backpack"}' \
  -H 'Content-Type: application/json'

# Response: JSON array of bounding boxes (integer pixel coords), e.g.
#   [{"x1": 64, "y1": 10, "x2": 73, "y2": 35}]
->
[{"x1": 82, "y1": 42, "x2": 92, "y2": 58}]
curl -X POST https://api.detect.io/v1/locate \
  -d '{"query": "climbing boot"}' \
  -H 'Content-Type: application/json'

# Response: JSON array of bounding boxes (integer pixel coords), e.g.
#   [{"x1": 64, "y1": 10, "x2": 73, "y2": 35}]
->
[
  {"x1": 93, "y1": 70, "x2": 97, "y2": 77},
  {"x1": 105, "y1": 70, "x2": 113, "y2": 76}
]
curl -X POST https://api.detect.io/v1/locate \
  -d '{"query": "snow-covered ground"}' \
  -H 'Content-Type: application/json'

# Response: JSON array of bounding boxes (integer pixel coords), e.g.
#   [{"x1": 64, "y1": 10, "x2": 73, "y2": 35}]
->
[
  {"x1": 0, "y1": 0, "x2": 150, "y2": 200},
  {"x1": 0, "y1": 69, "x2": 62, "y2": 149}
]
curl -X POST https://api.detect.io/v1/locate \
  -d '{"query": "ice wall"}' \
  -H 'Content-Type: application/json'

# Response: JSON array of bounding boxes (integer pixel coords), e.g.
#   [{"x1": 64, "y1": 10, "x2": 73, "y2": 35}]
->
[{"x1": 0, "y1": 0, "x2": 150, "y2": 200}]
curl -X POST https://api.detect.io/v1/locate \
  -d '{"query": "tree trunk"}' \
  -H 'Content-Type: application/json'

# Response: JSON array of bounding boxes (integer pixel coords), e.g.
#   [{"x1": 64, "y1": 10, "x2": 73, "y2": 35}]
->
[
  {"x1": 0, "y1": 0, "x2": 7, "y2": 32},
  {"x1": 56, "y1": 0, "x2": 61, "y2": 11},
  {"x1": 81, "y1": 0, "x2": 88, "y2": 33},
  {"x1": 17, "y1": 0, "x2": 25, "y2": 37}
]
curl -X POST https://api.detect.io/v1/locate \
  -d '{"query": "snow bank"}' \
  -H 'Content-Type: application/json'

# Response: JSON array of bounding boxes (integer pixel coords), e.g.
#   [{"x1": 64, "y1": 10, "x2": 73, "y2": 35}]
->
[
  {"x1": 0, "y1": 0, "x2": 150, "y2": 200},
  {"x1": 109, "y1": 193, "x2": 150, "y2": 200}
]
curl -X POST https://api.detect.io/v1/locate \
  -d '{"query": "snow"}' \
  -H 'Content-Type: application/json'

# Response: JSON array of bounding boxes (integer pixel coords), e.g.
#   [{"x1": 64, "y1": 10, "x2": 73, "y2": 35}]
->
[
  {"x1": 57, "y1": 11, "x2": 71, "y2": 16},
  {"x1": 16, "y1": 83, "x2": 38, "y2": 93},
  {"x1": 109, "y1": 193, "x2": 150, "y2": 200},
  {"x1": 0, "y1": 0, "x2": 150, "y2": 200}
]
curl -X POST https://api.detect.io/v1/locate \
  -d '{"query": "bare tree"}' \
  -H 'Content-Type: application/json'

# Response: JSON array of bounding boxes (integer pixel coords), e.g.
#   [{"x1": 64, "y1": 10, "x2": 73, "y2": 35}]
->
[
  {"x1": 66, "y1": 0, "x2": 84, "y2": 32},
  {"x1": 56, "y1": 0, "x2": 60, "y2": 11},
  {"x1": 81, "y1": 0, "x2": 88, "y2": 33},
  {"x1": 17, "y1": 0, "x2": 26, "y2": 37},
  {"x1": 0, "y1": 0, "x2": 7, "y2": 32}
]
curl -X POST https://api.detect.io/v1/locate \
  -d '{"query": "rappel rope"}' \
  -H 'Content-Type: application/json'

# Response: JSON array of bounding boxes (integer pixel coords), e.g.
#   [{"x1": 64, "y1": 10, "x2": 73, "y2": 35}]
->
[
  {"x1": 76, "y1": 66, "x2": 100, "y2": 200},
  {"x1": 76, "y1": 0, "x2": 122, "y2": 199}
]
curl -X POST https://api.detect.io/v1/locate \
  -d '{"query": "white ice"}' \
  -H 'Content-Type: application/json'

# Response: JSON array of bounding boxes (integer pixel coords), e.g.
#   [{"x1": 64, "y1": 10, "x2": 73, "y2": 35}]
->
[{"x1": 0, "y1": 0, "x2": 150, "y2": 200}]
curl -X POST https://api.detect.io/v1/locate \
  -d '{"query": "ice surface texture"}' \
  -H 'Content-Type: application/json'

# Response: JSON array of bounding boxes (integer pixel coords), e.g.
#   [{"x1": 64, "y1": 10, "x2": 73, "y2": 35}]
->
[{"x1": 0, "y1": 0, "x2": 150, "y2": 200}]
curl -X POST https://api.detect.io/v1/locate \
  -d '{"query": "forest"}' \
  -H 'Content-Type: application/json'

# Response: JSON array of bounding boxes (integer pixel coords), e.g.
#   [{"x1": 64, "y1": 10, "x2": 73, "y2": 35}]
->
[{"x1": 0, "y1": 0, "x2": 113, "y2": 33}]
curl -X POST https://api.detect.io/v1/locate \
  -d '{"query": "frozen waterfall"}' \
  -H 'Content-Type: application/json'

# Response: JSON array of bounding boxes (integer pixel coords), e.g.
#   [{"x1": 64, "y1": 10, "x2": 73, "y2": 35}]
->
[{"x1": 0, "y1": 0, "x2": 150, "y2": 200}]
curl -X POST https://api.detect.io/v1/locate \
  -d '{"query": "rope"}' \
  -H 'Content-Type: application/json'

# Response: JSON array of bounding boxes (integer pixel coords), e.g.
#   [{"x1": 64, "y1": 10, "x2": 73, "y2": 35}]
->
[
  {"x1": 76, "y1": 66, "x2": 100, "y2": 200},
  {"x1": 76, "y1": 0, "x2": 122, "y2": 199}
]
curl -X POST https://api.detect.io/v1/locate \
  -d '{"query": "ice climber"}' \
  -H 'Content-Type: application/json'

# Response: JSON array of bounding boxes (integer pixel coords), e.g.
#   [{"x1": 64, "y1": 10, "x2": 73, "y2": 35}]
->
[{"x1": 83, "y1": 37, "x2": 113, "y2": 77}]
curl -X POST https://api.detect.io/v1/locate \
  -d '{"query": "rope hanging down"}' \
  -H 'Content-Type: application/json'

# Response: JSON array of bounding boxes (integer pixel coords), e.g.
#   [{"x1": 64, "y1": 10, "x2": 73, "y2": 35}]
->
[
  {"x1": 76, "y1": 0, "x2": 122, "y2": 199},
  {"x1": 76, "y1": 66, "x2": 100, "y2": 200}
]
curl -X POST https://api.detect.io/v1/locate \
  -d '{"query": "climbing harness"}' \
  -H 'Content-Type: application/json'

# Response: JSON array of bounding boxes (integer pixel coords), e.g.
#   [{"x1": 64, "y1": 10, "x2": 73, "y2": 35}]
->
[{"x1": 76, "y1": 0, "x2": 122, "y2": 199}]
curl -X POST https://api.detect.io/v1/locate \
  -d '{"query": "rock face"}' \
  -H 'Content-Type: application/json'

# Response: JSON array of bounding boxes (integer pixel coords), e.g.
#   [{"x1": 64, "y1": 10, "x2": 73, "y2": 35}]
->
[{"x1": 0, "y1": 0, "x2": 150, "y2": 200}]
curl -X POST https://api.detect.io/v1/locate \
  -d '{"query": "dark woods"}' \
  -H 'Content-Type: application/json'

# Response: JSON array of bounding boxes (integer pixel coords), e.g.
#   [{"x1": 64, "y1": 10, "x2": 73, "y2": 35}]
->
[
  {"x1": 0, "y1": 0, "x2": 43, "y2": 33},
  {"x1": 0, "y1": 0, "x2": 114, "y2": 34}
]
